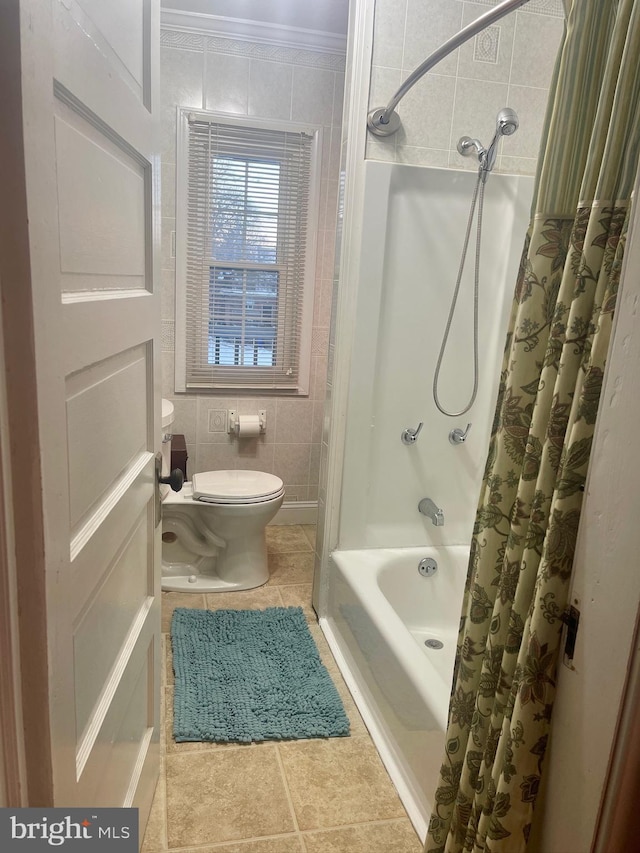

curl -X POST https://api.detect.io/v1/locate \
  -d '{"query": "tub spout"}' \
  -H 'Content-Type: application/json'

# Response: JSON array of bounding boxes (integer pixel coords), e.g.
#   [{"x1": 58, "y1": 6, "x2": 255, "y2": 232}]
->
[{"x1": 418, "y1": 498, "x2": 444, "y2": 526}]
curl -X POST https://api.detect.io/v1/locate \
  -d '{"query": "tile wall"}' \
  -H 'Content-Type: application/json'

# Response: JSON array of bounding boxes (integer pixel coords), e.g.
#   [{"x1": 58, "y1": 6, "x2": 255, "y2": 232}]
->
[
  {"x1": 160, "y1": 27, "x2": 346, "y2": 501},
  {"x1": 366, "y1": 0, "x2": 565, "y2": 174}
]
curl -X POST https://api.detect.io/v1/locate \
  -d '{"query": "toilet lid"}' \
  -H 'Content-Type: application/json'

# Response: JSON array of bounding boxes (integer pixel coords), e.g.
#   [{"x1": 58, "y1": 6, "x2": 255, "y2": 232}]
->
[{"x1": 192, "y1": 470, "x2": 284, "y2": 504}]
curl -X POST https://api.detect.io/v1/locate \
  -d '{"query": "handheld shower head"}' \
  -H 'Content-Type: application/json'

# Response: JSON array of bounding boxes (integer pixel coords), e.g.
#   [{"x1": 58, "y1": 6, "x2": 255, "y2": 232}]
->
[
  {"x1": 496, "y1": 107, "x2": 519, "y2": 137},
  {"x1": 456, "y1": 107, "x2": 520, "y2": 180},
  {"x1": 480, "y1": 108, "x2": 519, "y2": 178}
]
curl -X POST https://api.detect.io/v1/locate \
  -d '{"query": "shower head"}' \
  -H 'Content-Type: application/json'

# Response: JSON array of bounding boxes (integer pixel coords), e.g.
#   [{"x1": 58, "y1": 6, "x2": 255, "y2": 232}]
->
[
  {"x1": 496, "y1": 108, "x2": 519, "y2": 137},
  {"x1": 479, "y1": 108, "x2": 519, "y2": 178}
]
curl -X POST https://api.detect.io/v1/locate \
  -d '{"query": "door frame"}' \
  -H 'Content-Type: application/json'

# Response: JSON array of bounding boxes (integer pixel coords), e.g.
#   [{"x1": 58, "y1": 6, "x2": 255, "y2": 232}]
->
[
  {"x1": 0, "y1": 296, "x2": 28, "y2": 808},
  {"x1": 0, "y1": 0, "x2": 52, "y2": 807}
]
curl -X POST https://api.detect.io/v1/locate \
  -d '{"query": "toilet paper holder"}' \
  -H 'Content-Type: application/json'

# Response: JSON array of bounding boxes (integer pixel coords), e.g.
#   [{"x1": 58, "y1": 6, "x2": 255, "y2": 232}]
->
[{"x1": 228, "y1": 409, "x2": 267, "y2": 436}]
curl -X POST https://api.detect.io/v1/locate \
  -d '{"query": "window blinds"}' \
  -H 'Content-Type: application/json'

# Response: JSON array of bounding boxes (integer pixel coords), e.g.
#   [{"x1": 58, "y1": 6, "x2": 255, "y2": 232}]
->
[{"x1": 183, "y1": 115, "x2": 314, "y2": 391}]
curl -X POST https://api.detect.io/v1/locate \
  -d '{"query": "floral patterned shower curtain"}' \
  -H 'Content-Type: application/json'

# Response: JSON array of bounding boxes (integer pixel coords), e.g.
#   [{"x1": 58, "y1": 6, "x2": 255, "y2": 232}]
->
[{"x1": 426, "y1": 2, "x2": 640, "y2": 851}]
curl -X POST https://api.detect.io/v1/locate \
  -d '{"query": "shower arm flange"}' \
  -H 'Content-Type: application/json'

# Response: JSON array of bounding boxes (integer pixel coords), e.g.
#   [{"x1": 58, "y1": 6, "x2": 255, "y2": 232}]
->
[{"x1": 367, "y1": 0, "x2": 531, "y2": 138}]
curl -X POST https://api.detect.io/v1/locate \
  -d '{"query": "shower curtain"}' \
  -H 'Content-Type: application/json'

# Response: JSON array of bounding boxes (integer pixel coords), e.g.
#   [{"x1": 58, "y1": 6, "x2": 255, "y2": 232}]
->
[{"x1": 426, "y1": 2, "x2": 640, "y2": 852}]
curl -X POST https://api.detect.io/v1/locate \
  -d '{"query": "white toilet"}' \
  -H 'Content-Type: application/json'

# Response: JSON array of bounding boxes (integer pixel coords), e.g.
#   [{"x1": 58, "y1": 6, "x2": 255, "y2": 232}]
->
[{"x1": 160, "y1": 400, "x2": 285, "y2": 593}]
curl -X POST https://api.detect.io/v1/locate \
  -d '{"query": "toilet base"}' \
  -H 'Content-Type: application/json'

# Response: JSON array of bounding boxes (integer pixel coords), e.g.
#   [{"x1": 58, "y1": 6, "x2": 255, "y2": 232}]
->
[
  {"x1": 160, "y1": 569, "x2": 268, "y2": 593},
  {"x1": 161, "y1": 530, "x2": 270, "y2": 593}
]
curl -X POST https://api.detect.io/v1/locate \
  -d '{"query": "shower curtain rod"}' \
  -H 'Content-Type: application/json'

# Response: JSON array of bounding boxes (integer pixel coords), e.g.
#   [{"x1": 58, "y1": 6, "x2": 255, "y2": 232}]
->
[{"x1": 367, "y1": 0, "x2": 532, "y2": 137}]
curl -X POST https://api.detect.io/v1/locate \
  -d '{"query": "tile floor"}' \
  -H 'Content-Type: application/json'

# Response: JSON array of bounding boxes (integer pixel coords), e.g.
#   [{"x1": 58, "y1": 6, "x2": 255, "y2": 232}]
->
[{"x1": 143, "y1": 525, "x2": 424, "y2": 853}]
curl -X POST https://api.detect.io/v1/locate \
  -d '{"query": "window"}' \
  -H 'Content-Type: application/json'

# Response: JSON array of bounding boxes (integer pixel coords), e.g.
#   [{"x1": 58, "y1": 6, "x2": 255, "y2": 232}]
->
[{"x1": 175, "y1": 110, "x2": 321, "y2": 393}]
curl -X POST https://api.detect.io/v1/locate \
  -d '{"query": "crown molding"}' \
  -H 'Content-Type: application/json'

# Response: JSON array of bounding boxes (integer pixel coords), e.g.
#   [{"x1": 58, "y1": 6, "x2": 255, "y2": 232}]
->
[{"x1": 161, "y1": 8, "x2": 347, "y2": 55}]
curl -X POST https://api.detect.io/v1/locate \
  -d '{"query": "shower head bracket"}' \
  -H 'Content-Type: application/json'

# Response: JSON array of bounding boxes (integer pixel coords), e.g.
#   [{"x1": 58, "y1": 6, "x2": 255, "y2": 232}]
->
[{"x1": 367, "y1": 107, "x2": 402, "y2": 137}]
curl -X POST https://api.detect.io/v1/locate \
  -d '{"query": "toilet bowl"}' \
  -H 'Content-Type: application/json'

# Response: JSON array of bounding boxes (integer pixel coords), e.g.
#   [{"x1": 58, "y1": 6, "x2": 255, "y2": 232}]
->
[
  {"x1": 161, "y1": 471, "x2": 285, "y2": 593},
  {"x1": 159, "y1": 402, "x2": 284, "y2": 592}
]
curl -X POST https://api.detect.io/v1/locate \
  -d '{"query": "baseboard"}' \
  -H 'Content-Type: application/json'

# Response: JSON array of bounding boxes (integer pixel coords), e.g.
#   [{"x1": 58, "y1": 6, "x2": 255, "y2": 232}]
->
[{"x1": 271, "y1": 500, "x2": 318, "y2": 526}]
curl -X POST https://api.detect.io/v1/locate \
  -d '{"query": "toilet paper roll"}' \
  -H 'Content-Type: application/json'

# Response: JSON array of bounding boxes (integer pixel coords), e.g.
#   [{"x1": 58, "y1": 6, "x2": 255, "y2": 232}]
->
[{"x1": 237, "y1": 414, "x2": 261, "y2": 437}]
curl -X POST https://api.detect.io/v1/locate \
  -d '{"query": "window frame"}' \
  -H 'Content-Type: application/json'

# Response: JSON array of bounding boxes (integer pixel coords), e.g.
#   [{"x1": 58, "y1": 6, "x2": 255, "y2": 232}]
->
[{"x1": 174, "y1": 108, "x2": 322, "y2": 395}]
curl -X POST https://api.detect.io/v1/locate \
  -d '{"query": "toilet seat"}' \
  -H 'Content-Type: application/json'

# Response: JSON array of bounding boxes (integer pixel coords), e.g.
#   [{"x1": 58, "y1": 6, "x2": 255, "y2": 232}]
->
[{"x1": 192, "y1": 470, "x2": 284, "y2": 505}]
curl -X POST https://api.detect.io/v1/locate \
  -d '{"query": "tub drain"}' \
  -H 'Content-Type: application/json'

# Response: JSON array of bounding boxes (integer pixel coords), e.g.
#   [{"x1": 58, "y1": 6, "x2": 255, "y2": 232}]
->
[{"x1": 424, "y1": 639, "x2": 444, "y2": 650}]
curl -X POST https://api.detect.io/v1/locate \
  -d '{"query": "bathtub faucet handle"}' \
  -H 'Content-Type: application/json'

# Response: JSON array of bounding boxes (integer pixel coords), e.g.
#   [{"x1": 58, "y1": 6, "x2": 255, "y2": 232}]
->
[
  {"x1": 449, "y1": 423, "x2": 472, "y2": 445},
  {"x1": 401, "y1": 422, "x2": 423, "y2": 445}
]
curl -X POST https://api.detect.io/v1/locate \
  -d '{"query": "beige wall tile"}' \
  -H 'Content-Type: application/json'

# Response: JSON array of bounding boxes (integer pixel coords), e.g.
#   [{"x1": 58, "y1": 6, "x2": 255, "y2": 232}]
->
[
  {"x1": 166, "y1": 748, "x2": 295, "y2": 847},
  {"x1": 161, "y1": 268, "x2": 175, "y2": 322},
  {"x1": 310, "y1": 356, "x2": 328, "y2": 401},
  {"x1": 403, "y1": 0, "x2": 462, "y2": 76},
  {"x1": 161, "y1": 47, "x2": 204, "y2": 113},
  {"x1": 308, "y1": 443, "x2": 321, "y2": 488},
  {"x1": 275, "y1": 400, "x2": 314, "y2": 444},
  {"x1": 368, "y1": 65, "x2": 402, "y2": 116},
  {"x1": 278, "y1": 738, "x2": 406, "y2": 830},
  {"x1": 292, "y1": 67, "x2": 336, "y2": 125},
  {"x1": 499, "y1": 154, "x2": 539, "y2": 175},
  {"x1": 235, "y1": 440, "x2": 276, "y2": 474},
  {"x1": 161, "y1": 216, "x2": 175, "y2": 271},
  {"x1": 371, "y1": 0, "x2": 407, "y2": 69},
  {"x1": 205, "y1": 51, "x2": 250, "y2": 114},
  {"x1": 160, "y1": 162, "x2": 176, "y2": 222},
  {"x1": 394, "y1": 72, "x2": 457, "y2": 152},
  {"x1": 273, "y1": 444, "x2": 312, "y2": 486},
  {"x1": 457, "y1": 3, "x2": 516, "y2": 85},
  {"x1": 196, "y1": 442, "x2": 241, "y2": 474},
  {"x1": 166, "y1": 396, "x2": 197, "y2": 443},
  {"x1": 332, "y1": 73, "x2": 345, "y2": 126},
  {"x1": 161, "y1": 47, "x2": 204, "y2": 165},
  {"x1": 395, "y1": 145, "x2": 450, "y2": 167},
  {"x1": 280, "y1": 484, "x2": 308, "y2": 501},
  {"x1": 511, "y1": 10, "x2": 564, "y2": 89},
  {"x1": 249, "y1": 60, "x2": 293, "y2": 120}
]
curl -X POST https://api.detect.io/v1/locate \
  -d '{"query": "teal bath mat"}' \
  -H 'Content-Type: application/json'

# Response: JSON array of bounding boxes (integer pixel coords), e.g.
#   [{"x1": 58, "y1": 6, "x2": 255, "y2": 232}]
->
[{"x1": 171, "y1": 606, "x2": 350, "y2": 743}]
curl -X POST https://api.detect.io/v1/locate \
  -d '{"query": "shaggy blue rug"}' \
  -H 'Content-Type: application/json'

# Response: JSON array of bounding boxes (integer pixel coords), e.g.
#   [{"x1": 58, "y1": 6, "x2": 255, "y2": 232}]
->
[{"x1": 171, "y1": 606, "x2": 350, "y2": 743}]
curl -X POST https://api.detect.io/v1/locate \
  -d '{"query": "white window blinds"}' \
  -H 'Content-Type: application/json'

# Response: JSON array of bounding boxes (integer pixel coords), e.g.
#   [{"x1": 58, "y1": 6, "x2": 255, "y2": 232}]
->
[{"x1": 180, "y1": 114, "x2": 316, "y2": 391}]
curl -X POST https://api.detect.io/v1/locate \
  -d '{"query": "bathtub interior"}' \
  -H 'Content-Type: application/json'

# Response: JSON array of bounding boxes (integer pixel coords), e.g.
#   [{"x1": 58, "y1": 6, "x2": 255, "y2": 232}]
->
[{"x1": 377, "y1": 545, "x2": 468, "y2": 632}]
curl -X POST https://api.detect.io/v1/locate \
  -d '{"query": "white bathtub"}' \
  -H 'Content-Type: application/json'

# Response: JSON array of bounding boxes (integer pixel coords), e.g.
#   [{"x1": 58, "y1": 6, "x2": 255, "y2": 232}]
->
[{"x1": 321, "y1": 545, "x2": 468, "y2": 840}]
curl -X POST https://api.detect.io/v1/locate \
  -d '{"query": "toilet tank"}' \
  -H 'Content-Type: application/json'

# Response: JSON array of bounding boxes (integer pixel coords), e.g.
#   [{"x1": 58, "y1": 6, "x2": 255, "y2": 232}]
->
[{"x1": 161, "y1": 398, "x2": 175, "y2": 477}]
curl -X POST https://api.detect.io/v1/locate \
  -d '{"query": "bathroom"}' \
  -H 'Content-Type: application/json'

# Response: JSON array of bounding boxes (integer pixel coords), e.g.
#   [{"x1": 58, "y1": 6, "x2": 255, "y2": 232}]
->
[
  {"x1": 155, "y1": 0, "x2": 640, "y2": 848},
  {"x1": 1, "y1": 0, "x2": 640, "y2": 852}
]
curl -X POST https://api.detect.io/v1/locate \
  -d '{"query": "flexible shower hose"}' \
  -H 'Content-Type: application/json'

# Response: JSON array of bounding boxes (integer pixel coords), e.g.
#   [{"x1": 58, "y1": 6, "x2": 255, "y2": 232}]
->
[{"x1": 432, "y1": 170, "x2": 485, "y2": 417}]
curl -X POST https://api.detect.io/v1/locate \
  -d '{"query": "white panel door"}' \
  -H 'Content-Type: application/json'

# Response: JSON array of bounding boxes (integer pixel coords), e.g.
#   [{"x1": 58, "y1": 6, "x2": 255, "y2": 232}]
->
[{"x1": 16, "y1": 0, "x2": 161, "y2": 829}]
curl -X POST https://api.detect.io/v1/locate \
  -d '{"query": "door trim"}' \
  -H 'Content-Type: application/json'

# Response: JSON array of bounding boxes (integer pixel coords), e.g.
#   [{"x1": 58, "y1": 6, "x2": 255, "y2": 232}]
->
[{"x1": 0, "y1": 0, "x2": 52, "y2": 806}]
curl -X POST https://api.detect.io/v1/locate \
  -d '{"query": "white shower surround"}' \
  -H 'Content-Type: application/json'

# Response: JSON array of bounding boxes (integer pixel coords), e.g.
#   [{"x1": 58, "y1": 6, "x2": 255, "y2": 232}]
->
[
  {"x1": 320, "y1": 160, "x2": 533, "y2": 839},
  {"x1": 338, "y1": 162, "x2": 533, "y2": 548}
]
